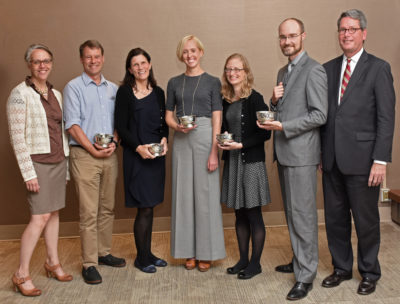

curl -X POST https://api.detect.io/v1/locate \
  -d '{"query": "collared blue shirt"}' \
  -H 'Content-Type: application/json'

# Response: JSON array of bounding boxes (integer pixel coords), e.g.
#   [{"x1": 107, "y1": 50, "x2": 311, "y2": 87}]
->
[{"x1": 63, "y1": 72, "x2": 118, "y2": 145}]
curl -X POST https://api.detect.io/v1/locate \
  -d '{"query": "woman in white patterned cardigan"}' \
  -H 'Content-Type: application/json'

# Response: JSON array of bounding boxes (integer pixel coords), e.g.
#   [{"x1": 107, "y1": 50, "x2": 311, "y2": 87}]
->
[{"x1": 7, "y1": 44, "x2": 72, "y2": 297}]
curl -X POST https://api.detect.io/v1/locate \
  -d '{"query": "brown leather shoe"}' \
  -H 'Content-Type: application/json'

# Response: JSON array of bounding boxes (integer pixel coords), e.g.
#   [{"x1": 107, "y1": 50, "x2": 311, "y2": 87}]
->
[
  {"x1": 12, "y1": 274, "x2": 42, "y2": 297},
  {"x1": 198, "y1": 261, "x2": 211, "y2": 272},
  {"x1": 185, "y1": 258, "x2": 196, "y2": 270},
  {"x1": 44, "y1": 263, "x2": 73, "y2": 282}
]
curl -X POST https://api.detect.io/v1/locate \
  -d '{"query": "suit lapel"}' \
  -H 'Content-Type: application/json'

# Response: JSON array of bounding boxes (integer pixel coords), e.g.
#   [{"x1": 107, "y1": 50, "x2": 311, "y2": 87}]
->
[
  {"x1": 280, "y1": 52, "x2": 308, "y2": 105},
  {"x1": 340, "y1": 50, "x2": 368, "y2": 106}
]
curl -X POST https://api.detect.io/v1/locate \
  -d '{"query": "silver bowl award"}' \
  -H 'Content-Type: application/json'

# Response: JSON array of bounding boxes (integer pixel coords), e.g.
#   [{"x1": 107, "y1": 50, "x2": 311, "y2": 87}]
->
[
  {"x1": 216, "y1": 133, "x2": 234, "y2": 145},
  {"x1": 179, "y1": 115, "x2": 196, "y2": 128},
  {"x1": 256, "y1": 111, "x2": 275, "y2": 124},
  {"x1": 94, "y1": 133, "x2": 114, "y2": 148},
  {"x1": 149, "y1": 143, "x2": 164, "y2": 157}
]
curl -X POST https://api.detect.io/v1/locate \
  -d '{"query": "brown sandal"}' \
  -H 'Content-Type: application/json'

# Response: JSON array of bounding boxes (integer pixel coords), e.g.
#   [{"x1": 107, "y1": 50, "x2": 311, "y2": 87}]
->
[
  {"x1": 44, "y1": 263, "x2": 73, "y2": 282},
  {"x1": 198, "y1": 260, "x2": 211, "y2": 272},
  {"x1": 185, "y1": 258, "x2": 196, "y2": 270},
  {"x1": 12, "y1": 274, "x2": 41, "y2": 297}
]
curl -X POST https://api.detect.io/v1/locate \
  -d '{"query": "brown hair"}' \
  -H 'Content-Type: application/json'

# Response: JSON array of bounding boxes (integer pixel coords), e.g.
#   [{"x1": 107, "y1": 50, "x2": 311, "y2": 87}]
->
[{"x1": 79, "y1": 40, "x2": 104, "y2": 57}]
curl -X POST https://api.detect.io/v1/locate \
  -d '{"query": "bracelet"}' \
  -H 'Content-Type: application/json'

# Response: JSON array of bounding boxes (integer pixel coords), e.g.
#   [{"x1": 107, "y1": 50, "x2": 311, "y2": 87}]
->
[{"x1": 112, "y1": 140, "x2": 119, "y2": 148}]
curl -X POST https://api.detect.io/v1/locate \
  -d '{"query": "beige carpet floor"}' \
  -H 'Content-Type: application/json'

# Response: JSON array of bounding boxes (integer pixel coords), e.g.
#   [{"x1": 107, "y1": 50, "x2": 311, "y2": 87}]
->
[{"x1": 0, "y1": 222, "x2": 399, "y2": 304}]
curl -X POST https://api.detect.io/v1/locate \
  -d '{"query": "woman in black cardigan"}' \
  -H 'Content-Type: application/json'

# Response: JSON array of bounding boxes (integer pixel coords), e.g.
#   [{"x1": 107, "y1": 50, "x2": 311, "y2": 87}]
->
[
  {"x1": 219, "y1": 53, "x2": 271, "y2": 279},
  {"x1": 115, "y1": 48, "x2": 168, "y2": 273}
]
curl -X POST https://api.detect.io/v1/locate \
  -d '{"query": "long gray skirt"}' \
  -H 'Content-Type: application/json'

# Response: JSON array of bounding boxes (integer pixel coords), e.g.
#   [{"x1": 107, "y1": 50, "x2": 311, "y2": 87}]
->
[{"x1": 170, "y1": 117, "x2": 226, "y2": 260}]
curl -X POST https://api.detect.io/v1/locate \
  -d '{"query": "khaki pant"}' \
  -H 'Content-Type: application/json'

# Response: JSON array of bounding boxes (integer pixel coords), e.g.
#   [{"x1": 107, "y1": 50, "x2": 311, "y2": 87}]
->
[{"x1": 70, "y1": 147, "x2": 118, "y2": 268}]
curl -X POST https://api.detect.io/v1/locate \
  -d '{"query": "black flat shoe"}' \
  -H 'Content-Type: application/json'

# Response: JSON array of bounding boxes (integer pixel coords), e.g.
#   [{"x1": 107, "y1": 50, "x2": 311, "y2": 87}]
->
[
  {"x1": 134, "y1": 259, "x2": 156, "y2": 274},
  {"x1": 322, "y1": 270, "x2": 352, "y2": 288},
  {"x1": 286, "y1": 282, "x2": 313, "y2": 301},
  {"x1": 357, "y1": 277, "x2": 377, "y2": 295},
  {"x1": 227, "y1": 261, "x2": 248, "y2": 275},
  {"x1": 152, "y1": 258, "x2": 168, "y2": 267},
  {"x1": 275, "y1": 262, "x2": 294, "y2": 273},
  {"x1": 237, "y1": 267, "x2": 262, "y2": 280}
]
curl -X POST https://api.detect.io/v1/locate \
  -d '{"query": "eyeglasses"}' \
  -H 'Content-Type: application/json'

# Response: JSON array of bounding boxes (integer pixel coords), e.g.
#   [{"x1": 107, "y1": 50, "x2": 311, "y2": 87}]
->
[
  {"x1": 224, "y1": 68, "x2": 244, "y2": 74},
  {"x1": 30, "y1": 59, "x2": 52, "y2": 66},
  {"x1": 279, "y1": 33, "x2": 303, "y2": 42},
  {"x1": 338, "y1": 27, "x2": 362, "y2": 35}
]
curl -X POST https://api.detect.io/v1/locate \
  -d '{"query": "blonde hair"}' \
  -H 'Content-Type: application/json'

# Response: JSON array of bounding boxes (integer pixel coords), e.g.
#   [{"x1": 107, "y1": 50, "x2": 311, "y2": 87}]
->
[
  {"x1": 221, "y1": 53, "x2": 254, "y2": 102},
  {"x1": 176, "y1": 35, "x2": 205, "y2": 62}
]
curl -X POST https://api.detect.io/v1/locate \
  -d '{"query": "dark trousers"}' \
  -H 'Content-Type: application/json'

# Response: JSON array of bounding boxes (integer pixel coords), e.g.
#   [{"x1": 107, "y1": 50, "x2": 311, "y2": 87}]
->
[{"x1": 322, "y1": 162, "x2": 381, "y2": 280}]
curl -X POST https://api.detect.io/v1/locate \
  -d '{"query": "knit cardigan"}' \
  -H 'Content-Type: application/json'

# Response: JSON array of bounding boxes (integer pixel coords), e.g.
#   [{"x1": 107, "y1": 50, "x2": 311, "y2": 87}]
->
[{"x1": 7, "y1": 81, "x2": 69, "y2": 182}]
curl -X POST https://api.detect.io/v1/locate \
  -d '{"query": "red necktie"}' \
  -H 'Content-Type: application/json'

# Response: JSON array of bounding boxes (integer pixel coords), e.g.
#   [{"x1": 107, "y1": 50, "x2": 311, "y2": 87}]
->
[{"x1": 340, "y1": 58, "x2": 351, "y2": 101}]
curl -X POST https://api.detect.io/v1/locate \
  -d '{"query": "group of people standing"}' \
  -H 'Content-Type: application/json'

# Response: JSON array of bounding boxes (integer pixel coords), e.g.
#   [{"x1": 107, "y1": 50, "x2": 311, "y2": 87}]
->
[{"x1": 6, "y1": 8, "x2": 395, "y2": 302}]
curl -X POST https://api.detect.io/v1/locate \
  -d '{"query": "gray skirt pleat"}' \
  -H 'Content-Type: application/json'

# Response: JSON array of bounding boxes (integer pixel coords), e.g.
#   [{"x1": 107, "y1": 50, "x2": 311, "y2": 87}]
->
[{"x1": 170, "y1": 117, "x2": 226, "y2": 260}]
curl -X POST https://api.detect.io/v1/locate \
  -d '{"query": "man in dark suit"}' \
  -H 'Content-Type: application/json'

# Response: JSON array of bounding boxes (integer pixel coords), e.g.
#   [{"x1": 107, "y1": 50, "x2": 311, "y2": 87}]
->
[
  {"x1": 259, "y1": 18, "x2": 328, "y2": 301},
  {"x1": 321, "y1": 9, "x2": 395, "y2": 295}
]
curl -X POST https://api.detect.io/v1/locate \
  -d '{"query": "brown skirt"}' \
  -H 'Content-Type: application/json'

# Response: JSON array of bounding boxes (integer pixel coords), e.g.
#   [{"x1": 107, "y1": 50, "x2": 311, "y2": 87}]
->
[{"x1": 27, "y1": 159, "x2": 67, "y2": 215}]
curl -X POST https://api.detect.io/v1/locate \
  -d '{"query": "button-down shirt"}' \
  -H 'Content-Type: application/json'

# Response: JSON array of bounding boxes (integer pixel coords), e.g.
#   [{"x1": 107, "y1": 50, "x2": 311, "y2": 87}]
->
[
  {"x1": 63, "y1": 72, "x2": 118, "y2": 145},
  {"x1": 337, "y1": 47, "x2": 364, "y2": 105}
]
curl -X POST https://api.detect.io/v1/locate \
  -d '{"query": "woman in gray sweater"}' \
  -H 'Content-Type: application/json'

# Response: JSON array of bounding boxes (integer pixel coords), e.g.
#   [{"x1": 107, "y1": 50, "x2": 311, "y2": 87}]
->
[{"x1": 165, "y1": 35, "x2": 226, "y2": 272}]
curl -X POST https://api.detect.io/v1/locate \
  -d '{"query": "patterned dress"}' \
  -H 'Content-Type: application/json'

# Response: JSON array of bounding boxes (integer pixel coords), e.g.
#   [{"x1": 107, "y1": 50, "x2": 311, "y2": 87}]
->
[{"x1": 221, "y1": 99, "x2": 271, "y2": 209}]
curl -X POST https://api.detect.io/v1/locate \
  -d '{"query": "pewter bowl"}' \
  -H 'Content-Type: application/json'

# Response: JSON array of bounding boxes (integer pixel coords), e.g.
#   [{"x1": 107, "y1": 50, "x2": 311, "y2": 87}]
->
[
  {"x1": 216, "y1": 133, "x2": 234, "y2": 145},
  {"x1": 149, "y1": 143, "x2": 164, "y2": 157},
  {"x1": 256, "y1": 111, "x2": 275, "y2": 124},
  {"x1": 94, "y1": 133, "x2": 113, "y2": 148},
  {"x1": 179, "y1": 115, "x2": 196, "y2": 128}
]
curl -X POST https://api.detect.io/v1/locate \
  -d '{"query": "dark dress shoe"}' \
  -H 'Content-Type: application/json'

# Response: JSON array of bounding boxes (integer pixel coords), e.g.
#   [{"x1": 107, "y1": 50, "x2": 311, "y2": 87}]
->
[
  {"x1": 98, "y1": 254, "x2": 126, "y2": 267},
  {"x1": 286, "y1": 282, "x2": 313, "y2": 301},
  {"x1": 357, "y1": 277, "x2": 377, "y2": 295},
  {"x1": 322, "y1": 271, "x2": 352, "y2": 287},
  {"x1": 82, "y1": 266, "x2": 102, "y2": 285},
  {"x1": 237, "y1": 266, "x2": 262, "y2": 280},
  {"x1": 134, "y1": 259, "x2": 156, "y2": 273},
  {"x1": 151, "y1": 258, "x2": 168, "y2": 267},
  {"x1": 275, "y1": 262, "x2": 294, "y2": 273}
]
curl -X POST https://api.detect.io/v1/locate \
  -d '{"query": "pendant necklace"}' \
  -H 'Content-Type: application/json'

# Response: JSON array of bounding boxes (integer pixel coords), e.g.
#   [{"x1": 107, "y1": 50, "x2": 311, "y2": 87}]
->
[{"x1": 181, "y1": 73, "x2": 202, "y2": 116}]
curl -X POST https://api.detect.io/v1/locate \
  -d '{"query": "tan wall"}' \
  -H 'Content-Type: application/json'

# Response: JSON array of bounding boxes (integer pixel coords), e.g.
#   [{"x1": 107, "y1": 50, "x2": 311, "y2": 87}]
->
[{"x1": 1, "y1": 0, "x2": 399, "y2": 225}]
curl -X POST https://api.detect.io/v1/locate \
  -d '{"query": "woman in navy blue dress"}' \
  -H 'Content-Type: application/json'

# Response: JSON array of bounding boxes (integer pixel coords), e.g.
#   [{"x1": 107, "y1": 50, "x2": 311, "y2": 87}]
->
[{"x1": 115, "y1": 48, "x2": 169, "y2": 273}]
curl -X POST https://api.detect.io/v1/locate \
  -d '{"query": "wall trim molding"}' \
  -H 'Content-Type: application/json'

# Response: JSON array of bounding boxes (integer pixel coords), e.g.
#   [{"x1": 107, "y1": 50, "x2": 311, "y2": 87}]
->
[{"x1": 0, "y1": 206, "x2": 393, "y2": 241}]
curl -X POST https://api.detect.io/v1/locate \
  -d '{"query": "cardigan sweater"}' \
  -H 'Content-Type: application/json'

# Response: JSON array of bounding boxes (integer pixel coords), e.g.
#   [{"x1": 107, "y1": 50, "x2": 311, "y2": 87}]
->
[
  {"x1": 7, "y1": 81, "x2": 69, "y2": 182},
  {"x1": 114, "y1": 85, "x2": 169, "y2": 151},
  {"x1": 221, "y1": 89, "x2": 271, "y2": 163}
]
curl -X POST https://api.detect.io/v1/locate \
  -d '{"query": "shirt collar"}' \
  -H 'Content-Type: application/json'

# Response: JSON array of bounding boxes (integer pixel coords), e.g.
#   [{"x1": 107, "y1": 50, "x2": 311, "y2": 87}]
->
[
  {"x1": 289, "y1": 51, "x2": 305, "y2": 67},
  {"x1": 25, "y1": 76, "x2": 53, "y2": 91},
  {"x1": 81, "y1": 72, "x2": 108, "y2": 86},
  {"x1": 343, "y1": 48, "x2": 364, "y2": 64}
]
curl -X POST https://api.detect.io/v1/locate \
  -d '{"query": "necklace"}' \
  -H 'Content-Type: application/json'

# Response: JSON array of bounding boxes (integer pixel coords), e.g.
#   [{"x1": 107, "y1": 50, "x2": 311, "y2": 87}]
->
[
  {"x1": 133, "y1": 85, "x2": 152, "y2": 97},
  {"x1": 181, "y1": 74, "x2": 202, "y2": 116},
  {"x1": 36, "y1": 86, "x2": 48, "y2": 96}
]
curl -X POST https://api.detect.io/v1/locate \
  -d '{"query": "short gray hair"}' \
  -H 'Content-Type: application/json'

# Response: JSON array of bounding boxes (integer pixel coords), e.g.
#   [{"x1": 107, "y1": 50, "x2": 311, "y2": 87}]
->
[
  {"x1": 337, "y1": 9, "x2": 367, "y2": 30},
  {"x1": 24, "y1": 44, "x2": 53, "y2": 62}
]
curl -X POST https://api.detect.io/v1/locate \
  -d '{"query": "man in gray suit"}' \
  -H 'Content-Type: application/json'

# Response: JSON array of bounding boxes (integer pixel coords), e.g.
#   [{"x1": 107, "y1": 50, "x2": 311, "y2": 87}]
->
[{"x1": 258, "y1": 18, "x2": 328, "y2": 300}]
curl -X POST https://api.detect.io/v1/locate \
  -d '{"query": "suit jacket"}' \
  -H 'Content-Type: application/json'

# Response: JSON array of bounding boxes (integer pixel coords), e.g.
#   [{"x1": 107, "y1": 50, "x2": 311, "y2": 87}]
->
[
  {"x1": 273, "y1": 52, "x2": 328, "y2": 166},
  {"x1": 321, "y1": 50, "x2": 395, "y2": 175}
]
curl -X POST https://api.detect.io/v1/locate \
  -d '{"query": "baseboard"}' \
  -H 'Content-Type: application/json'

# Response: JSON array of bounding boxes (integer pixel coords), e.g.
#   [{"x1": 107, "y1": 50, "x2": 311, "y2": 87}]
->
[{"x1": 0, "y1": 206, "x2": 392, "y2": 240}]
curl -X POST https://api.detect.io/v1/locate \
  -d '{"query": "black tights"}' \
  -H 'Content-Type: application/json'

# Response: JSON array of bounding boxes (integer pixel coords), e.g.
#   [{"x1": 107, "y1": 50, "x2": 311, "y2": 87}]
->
[
  {"x1": 233, "y1": 206, "x2": 266, "y2": 274},
  {"x1": 133, "y1": 207, "x2": 160, "y2": 266}
]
